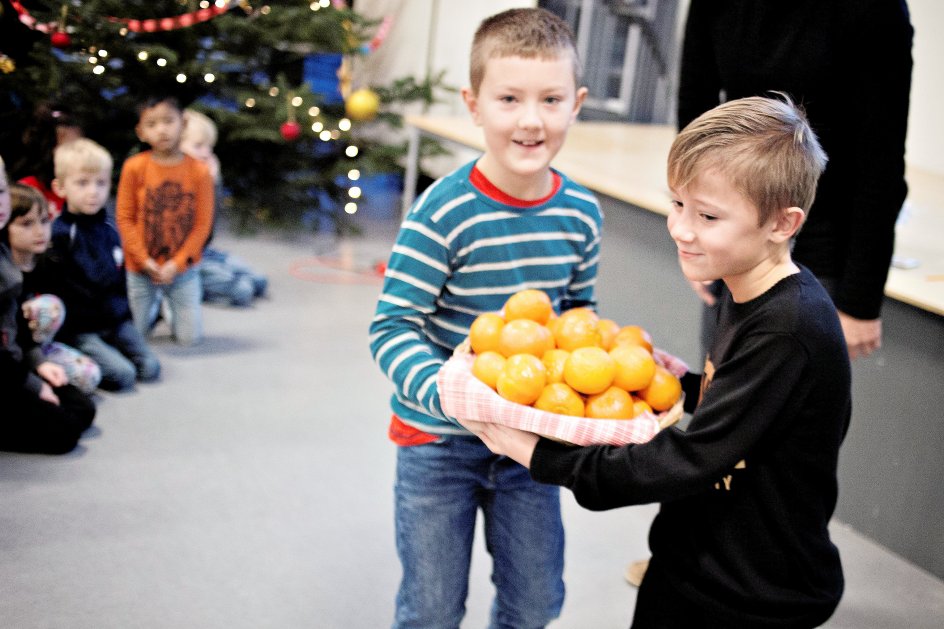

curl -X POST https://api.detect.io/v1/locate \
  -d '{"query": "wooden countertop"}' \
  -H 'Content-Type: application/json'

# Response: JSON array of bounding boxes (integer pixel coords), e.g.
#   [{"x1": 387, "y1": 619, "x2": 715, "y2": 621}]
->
[{"x1": 407, "y1": 115, "x2": 944, "y2": 316}]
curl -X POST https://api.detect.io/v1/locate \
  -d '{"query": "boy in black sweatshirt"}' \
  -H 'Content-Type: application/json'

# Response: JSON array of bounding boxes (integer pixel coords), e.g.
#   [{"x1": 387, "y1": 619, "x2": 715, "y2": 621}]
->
[{"x1": 458, "y1": 96, "x2": 852, "y2": 628}]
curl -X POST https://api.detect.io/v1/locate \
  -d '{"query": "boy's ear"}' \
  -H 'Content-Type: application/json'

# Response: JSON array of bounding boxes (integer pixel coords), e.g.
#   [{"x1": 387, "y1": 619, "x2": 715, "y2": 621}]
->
[
  {"x1": 461, "y1": 87, "x2": 482, "y2": 126},
  {"x1": 770, "y1": 206, "x2": 806, "y2": 243},
  {"x1": 570, "y1": 86, "x2": 588, "y2": 123},
  {"x1": 51, "y1": 178, "x2": 65, "y2": 197}
]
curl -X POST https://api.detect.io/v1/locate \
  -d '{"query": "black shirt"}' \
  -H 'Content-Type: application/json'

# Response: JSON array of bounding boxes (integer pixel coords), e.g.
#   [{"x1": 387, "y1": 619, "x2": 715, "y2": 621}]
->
[{"x1": 531, "y1": 268, "x2": 852, "y2": 626}]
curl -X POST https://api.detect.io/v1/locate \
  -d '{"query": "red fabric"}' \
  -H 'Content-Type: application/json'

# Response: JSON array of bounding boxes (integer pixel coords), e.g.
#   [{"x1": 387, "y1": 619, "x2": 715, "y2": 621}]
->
[
  {"x1": 388, "y1": 414, "x2": 439, "y2": 447},
  {"x1": 18, "y1": 176, "x2": 64, "y2": 218},
  {"x1": 470, "y1": 166, "x2": 562, "y2": 208}
]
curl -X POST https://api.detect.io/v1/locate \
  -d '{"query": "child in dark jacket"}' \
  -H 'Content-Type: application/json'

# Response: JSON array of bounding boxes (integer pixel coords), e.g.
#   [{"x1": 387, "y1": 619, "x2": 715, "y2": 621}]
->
[
  {"x1": 50, "y1": 138, "x2": 160, "y2": 391},
  {"x1": 1, "y1": 156, "x2": 95, "y2": 454},
  {"x1": 7, "y1": 183, "x2": 101, "y2": 394}
]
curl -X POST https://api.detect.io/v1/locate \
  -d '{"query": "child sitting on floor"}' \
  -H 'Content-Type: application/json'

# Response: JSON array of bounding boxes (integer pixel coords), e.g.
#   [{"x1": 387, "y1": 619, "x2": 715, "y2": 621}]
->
[
  {"x1": 6, "y1": 183, "x2": 101, "y2": 394},
  {"x1": 181, "y1": 108, "x2": 268, "y2": 307}
]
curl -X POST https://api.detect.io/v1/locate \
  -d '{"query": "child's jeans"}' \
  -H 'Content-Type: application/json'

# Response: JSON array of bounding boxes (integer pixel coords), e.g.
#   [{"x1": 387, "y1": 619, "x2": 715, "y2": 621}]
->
[
  {"x1": 127, "y1": 266, "x2": 203, "y2": 346},
  {"x1": 74, "y1": 319, "x2": 161, "y2": 391},
  {"x1": 393, "y1": 434, "x2": 565, "y2": 629},
  {"x1": 201, "y1": 247, "x2": 268, "y2": 306}
]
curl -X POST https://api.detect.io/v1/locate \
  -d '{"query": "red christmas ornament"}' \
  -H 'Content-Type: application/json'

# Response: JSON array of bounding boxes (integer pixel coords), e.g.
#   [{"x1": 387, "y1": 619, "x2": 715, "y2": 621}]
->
[
  {"x1": 50, "y1": 30, "x2": 71, "y2": 48},
  {"x1": 50, "y1": 5, "x2": 71, "y2": 48},
  {"x1": 280, "y1": 121, "x2": 302, "y2": 142}
]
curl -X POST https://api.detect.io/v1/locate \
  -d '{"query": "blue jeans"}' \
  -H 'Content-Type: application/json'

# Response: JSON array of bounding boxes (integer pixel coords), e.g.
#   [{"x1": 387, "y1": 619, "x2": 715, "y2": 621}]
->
[
  {"x1": 394, "y1": 435, "x2": 565, "y2": 629},
  {"x1": 127, "y1": 266, "x2": 203, "y2": 346},
  {"x1": 74, "y1": 319, "x2": 161, "y2": 391},
  {"x1": 201, "y1": 247, "x2": 268, "y2": 306}
]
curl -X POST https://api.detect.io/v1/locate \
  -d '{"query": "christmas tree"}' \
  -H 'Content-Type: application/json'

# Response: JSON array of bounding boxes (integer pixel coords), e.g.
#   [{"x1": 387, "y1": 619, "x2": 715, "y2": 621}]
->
[{"x1": 0, "y1": 0, "x2": 450, "y2": 233}]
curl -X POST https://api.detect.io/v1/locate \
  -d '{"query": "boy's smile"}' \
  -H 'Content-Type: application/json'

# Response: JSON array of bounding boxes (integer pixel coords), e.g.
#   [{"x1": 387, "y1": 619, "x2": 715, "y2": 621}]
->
[
  {"x1": 463, "y1": 54, "x2": 586, "y2": 199},
  {"x1": 668, "y1": 169, "x2": 801, "y2": 302}
]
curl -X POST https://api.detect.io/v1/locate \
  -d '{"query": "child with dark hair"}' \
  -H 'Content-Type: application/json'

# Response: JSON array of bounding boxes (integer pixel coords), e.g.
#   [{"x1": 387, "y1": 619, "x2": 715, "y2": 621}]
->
[
  {"x1": 115, "y1": 95, "x2": 214, "y2": 346},
  {"x1": 0, "y1": 156, "x2": 95, "y2": 455},
  {"x1": 5, "y1": 183, "x2": 101, "y2": 394}
]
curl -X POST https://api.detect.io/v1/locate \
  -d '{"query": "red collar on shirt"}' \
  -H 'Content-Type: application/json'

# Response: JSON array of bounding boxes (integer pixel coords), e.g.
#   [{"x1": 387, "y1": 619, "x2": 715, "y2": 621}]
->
[{"x1": 469, "y1": 165, "x2": 561, "y2": 208}]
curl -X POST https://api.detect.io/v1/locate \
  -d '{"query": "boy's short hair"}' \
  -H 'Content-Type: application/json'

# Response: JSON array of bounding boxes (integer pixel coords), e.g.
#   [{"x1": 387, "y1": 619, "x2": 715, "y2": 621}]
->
[
  {"x1": 182, "y1": 109, "x2": 218, "y2": 148},
  {"x1": 135, "y1": 95, "x2": 182, "y2": 120},
  {"x1": 469, "y1": 8, "x2": 581, "y2": 94},
  {"x1": 668, "y1": 95, "x2": 828, "y2": 226},
  {"x1": 54, "y1": 138, "x2": 113, "y2": 181}
]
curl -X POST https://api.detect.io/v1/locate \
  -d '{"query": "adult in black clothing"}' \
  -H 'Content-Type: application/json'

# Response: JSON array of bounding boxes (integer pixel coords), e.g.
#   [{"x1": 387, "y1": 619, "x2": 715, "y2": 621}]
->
[{"x1": 677, "y1": 0, "x2": 913, "y2": 360}]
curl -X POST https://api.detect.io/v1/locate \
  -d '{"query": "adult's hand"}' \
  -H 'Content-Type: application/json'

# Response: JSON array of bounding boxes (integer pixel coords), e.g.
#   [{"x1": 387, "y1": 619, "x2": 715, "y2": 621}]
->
[{"x1": 838, "y1": 311, "x2": 882, "y2": 359}]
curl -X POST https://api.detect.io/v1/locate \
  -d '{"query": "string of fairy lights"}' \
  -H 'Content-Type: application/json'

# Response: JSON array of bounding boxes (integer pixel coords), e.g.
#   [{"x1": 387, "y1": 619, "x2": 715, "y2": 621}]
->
[{"x1": 10, "y1": 0, "x2": 384, "y2": 216}]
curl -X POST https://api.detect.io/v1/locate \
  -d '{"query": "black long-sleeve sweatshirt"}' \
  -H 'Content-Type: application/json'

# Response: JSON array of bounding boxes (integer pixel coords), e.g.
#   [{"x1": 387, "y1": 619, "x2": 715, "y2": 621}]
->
[{"x1": 531, "y1": 268, "x2": 852, "y2": 627}]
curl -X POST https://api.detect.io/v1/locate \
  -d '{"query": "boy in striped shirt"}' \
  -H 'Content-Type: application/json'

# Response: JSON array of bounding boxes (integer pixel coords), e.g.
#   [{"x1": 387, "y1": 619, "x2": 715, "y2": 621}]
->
[{"x1": 369, "y1": 8, "x2": 598, "y2": 628}]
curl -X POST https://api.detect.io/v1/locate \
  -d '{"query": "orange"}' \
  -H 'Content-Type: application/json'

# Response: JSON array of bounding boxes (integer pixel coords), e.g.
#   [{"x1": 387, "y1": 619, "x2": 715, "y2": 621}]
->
[
  {"x1": 471, "y1": 351, "x2": 506, "y2": 390},
  {"x1": 534, "y1": 382, "x2": 585, "y2": 417},
  {"x1": 559, "y1": 307, "x2": 599, "y2": 324},
  {"x1": 597, "y1": 318, "x2": 621, "y2": 350},
  {"x1": 637, "y1": 365, "x2": 682, "y2": 412},
  {"x1": 541, "y1": 348, "x2": 570, "y2": 384},
  {"x1": 497, "y1": 319, "x2": 554, "y2": 358},
  {"x1": 613, "y1": 325, "x2": 654, "y2": 353},
  {"x1": 545, "y1": 312, "x2": 561, "y2": 340},
  {"x1": 469, "y1": 312, "x2": 505, "y2": 354},
  {"x1": 585, "y1": 386, "x2": 635, "y2": 419},
  {"x1": 563, "y1": 346, "x2": 616, "y2": 395},
  {"x1": 504, "y1": 289, "x2": 553, "y2": 325},
  {"x1": 496, "y1": 354, "x2": 547, "y2": 405},
  {"x1": 609, "y1": 344, "x2": 656, "y2": 392},
  {"x1": 632, "y1": 396, "x2": 654, "y2": 417},
  {"x1": 554, "y1": 310, "x2": 602, "y2": 351}
]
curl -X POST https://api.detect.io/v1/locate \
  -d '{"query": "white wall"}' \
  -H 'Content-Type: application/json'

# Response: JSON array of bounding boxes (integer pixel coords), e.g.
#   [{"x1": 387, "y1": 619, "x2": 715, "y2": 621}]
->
[
  {"x1": 905, "y1": 0, "x2": 943, "y2": 174},
  {"x1": 355, "y1": 0, "x2": 535, "y2": 116}
]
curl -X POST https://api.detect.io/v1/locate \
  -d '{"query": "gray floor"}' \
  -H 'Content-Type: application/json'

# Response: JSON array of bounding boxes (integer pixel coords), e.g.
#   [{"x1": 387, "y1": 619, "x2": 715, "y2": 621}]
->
[{"x1": 2, "y1": 215, "x2": 943, "y2": 628}]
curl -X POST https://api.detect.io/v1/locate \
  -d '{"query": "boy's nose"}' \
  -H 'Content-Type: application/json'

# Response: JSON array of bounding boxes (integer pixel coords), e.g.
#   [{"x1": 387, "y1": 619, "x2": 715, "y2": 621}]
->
[
  {"x1": 517, "y1": 104, "x2": 542, "y2": 129},
  {"x1": 667, "y1": 214, "x2": 694, "y2": 243}
]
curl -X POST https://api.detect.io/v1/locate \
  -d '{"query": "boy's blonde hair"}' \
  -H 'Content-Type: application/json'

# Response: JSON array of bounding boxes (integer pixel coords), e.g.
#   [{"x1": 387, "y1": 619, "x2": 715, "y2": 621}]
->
[
  {"x1": 469, "y1": 8, "x2": 581, "y2": 95},
  {"x1": 182, "y1": 109, "x2": 218, "y2": 147},
  {"x1": 54, "y1": 138, "x2": 113, "y2": 180},
  {"x1": 668, "y1": 95, "x2": 827, "y2": 226}
]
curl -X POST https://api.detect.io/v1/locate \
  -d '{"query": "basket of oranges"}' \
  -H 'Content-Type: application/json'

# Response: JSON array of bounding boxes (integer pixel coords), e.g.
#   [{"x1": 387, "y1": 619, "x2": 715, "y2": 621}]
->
[{"x1": 438, "y1": 290, "x2": 687, "y2": 446}]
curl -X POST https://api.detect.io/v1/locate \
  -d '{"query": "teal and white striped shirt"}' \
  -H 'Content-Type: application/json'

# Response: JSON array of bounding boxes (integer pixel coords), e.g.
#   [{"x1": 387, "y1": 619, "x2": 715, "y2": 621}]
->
[{"x1": 369, "y1": 161, "x2": 603, "y2": 435}]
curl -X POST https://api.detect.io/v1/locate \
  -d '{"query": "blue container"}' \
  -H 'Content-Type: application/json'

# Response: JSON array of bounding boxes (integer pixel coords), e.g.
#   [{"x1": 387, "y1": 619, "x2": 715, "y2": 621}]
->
[{"x1": 303, "y1": 53, "x2": 344, "y2": 105}]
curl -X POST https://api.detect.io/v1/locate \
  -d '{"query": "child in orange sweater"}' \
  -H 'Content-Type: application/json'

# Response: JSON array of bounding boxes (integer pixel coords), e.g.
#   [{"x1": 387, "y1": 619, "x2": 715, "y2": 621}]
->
[{"x1": 115, "y1": 95, "x2": 214, "y2": 346}]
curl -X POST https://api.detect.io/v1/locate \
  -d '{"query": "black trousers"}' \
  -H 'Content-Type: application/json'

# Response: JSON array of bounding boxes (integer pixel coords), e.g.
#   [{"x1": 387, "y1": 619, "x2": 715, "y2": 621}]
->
[{"x1": 1, "y1": 384, "x2": 96, "y2": 454}]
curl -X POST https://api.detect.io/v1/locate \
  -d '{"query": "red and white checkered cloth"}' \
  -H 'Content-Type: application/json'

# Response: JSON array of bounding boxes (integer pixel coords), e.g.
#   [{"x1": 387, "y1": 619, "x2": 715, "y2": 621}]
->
[{"x1": 438, "y1": 352, "x2": 685, "y2": 446}]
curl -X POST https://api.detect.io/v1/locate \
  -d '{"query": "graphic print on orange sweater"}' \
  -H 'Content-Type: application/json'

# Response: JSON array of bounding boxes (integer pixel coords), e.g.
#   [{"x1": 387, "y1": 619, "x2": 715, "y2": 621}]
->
[{"x1": 144, "y1": 181, "x2": 196, "y2": 262}]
